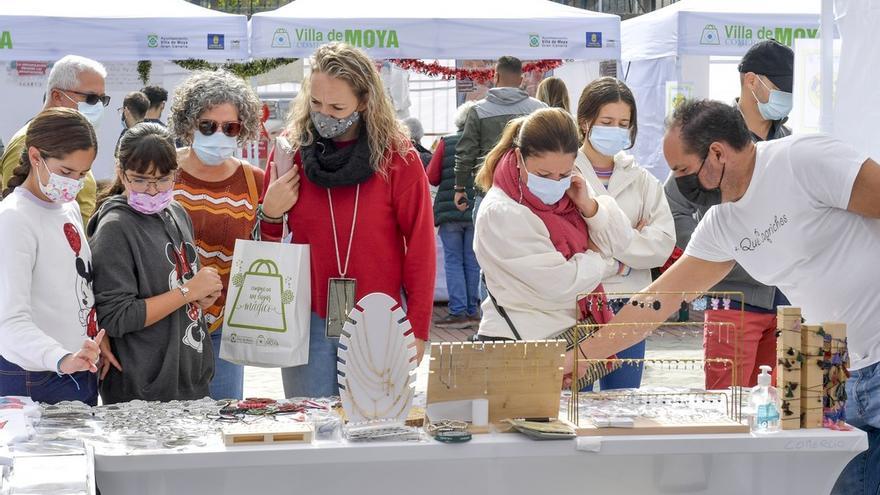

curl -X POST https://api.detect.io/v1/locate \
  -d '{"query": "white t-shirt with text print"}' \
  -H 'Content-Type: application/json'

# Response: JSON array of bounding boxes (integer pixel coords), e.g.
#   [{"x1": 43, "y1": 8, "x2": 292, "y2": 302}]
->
[{"x1": 686, "y1": 134, "x2": 880, "y2": 370}]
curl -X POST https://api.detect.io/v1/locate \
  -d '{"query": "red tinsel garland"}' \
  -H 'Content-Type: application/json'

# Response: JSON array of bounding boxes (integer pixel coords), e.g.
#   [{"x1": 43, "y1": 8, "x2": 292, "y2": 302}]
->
[{"x1": 388, "y1": 59, "x2": 563, "y2": 84}]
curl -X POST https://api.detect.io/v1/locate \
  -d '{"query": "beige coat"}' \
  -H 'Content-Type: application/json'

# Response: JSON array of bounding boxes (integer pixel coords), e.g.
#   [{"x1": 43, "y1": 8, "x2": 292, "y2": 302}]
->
[{"x1": 474, "y1": 184, "x2": 634, "y2": 341}]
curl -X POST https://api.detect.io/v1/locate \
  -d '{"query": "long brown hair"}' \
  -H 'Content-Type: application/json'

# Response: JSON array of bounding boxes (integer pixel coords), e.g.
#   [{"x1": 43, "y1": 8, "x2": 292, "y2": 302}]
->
[
  {"x1": 286, "y1": 43, "x2": 411, "y2": 175},
  {"x1": 96, "y1": 122, "x2": 177, "y2": 209},
  {"x1": 475, "y1": 107, "x2": 580, "y2": 192},
  {"x1": 576, "y1": 76, "x2": 638, "y2": 147},
  {"x1": 2, "y1": 108, "x2": 97, "y2": 198},
  {"x1": 536, "y1": 77, "x2": 570, "y2": 113}
]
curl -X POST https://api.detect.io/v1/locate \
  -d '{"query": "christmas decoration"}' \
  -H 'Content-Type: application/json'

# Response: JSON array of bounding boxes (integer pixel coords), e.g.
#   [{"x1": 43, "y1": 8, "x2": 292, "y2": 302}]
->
[{"x1": 388, "y1": 59, "x2": 563, "y2": 84}]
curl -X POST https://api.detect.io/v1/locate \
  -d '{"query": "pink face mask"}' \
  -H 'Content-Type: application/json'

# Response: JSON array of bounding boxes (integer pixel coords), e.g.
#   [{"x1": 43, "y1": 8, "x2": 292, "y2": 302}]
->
[{"x1": 128, "y1": 189, "x2": 174, "y2": 215}]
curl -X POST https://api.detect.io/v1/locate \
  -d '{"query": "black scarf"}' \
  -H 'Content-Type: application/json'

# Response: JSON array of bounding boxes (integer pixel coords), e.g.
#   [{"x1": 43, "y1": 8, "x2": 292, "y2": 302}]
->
[{"x1": 301, "y1": 128, "x2": 374, "y2": 188}]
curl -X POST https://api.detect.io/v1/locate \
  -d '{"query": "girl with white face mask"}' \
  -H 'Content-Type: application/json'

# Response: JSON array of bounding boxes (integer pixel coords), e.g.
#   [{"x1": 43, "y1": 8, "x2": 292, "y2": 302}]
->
[
  {"x1": 169, "y1": 70, "x2": 265, "y2": 401},
  {"x1": 573, "y1": 77, "x2": 676, "y2": 391},
  {"x1": 471, "y1": 107, "x2": 633, "y2": 389},
  {"x1": 0, "y1": 108, "x2": 106, "y2": 405}
]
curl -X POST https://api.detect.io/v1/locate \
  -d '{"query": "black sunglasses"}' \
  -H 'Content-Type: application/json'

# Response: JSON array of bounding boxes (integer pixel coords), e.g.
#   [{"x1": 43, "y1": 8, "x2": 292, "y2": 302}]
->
[
  {"x1": 63, "y1": 89, "x2": 111, "y2": 107},
  {"x1": 198, "y1": 119, "x2": 242, "y2": 138}
]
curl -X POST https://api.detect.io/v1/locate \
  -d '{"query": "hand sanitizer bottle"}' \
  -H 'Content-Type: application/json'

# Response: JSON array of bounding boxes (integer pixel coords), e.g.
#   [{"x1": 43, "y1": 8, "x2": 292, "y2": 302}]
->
[{"x1": 749, "y1": 365, "x2": 781, "y2": 434}]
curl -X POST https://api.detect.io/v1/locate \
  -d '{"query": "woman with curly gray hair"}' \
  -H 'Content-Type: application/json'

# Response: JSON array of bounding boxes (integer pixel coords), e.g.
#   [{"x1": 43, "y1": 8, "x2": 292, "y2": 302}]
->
[{"x1": 169, "y1": 70, "x2": 265, "y2": 401}]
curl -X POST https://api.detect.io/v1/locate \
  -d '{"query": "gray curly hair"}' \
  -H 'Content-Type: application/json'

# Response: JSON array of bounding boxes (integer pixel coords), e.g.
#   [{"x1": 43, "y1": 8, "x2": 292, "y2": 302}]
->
[{"x1": 169, "y1": 70, "x2": 262, "y2": 145}]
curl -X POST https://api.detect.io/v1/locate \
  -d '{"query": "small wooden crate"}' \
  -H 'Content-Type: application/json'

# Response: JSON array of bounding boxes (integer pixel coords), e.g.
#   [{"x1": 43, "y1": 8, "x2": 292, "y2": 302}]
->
[{"x1": 223, "y1": 422, "x2": 314, "y2": 446}]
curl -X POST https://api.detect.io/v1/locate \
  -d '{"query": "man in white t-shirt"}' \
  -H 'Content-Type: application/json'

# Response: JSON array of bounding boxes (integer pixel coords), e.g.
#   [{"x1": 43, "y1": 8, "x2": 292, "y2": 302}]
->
[{"x1": 571, "y1": 100, "x2": 880, "y2": 495}]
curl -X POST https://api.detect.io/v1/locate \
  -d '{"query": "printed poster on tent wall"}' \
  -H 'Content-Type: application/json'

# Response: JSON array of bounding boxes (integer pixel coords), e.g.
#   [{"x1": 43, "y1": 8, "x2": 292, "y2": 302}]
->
[
  {"x1": 790, "y1": 39, "x2": 840, "y2": 135},
  {"x1": 665, "y1": 82, "x2": 694, "y2": 118}
]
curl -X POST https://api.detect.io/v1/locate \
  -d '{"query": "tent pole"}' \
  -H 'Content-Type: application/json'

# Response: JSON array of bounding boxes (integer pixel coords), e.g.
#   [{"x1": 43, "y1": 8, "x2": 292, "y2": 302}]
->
[{"x1": 819, "y1": 0, "x2": 834, "y2": 133}]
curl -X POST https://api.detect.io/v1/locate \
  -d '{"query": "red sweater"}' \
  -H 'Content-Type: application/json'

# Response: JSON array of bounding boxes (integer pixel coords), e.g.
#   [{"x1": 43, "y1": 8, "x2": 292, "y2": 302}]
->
[{"x1": 261, "y1": 144, "x2": 436, "y2": 341}]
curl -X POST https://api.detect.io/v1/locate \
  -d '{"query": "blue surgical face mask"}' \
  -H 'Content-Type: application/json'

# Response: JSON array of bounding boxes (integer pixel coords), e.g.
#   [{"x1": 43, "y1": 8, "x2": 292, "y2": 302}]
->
[
  {"x1": 526, "y1": 172, "x2": 572, "y2": 205},
  {"x1": 753, "y1": 77, "x2": 793, "y2": 121},
  {"x1": 588, "y1": 125, "x2": 631, "y2": 157},
  {"x1": 192, "y1": 130, "x2": 238, "y2": 166}
]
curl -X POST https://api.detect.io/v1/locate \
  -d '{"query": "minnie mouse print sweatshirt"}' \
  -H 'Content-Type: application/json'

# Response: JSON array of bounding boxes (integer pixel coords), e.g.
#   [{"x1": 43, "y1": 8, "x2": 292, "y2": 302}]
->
[
  {"x1": 87, "y1": 196, "x2": 213, "y2": 404},
  {"x1": 0, "y1": 188, "x2": 97, "y2": 372}
]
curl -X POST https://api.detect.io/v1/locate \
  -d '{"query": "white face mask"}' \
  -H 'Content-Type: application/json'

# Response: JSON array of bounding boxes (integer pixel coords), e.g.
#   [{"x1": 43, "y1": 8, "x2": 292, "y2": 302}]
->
[{"x1": 192, "y1": 131, "x2": 238, "y2": 166}]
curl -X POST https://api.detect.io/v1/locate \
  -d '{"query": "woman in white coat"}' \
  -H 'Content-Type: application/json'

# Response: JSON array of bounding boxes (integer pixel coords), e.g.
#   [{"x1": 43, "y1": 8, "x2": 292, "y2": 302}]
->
[
  {"x1": 473, "y1": 107, "x2": 634, "y2": 387},
  {"x1": 574, "y1": 77, "x2": 676, "y2": 389}
]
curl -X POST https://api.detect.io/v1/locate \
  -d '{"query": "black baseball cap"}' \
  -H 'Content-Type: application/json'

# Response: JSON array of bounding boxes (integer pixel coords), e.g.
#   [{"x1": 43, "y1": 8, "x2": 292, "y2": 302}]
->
[{"x1": 738, "y1": 40, "x2": 794, "y2": 93}]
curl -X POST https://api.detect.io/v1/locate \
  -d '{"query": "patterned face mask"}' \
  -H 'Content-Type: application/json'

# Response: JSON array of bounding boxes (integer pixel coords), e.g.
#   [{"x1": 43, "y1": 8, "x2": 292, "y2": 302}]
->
[
  {"x1": 310, "y1": 110, "x2": 361, "y2": 139},
  {"x1": 36, "y1": 158, "x2": 84, "y2": 203}
]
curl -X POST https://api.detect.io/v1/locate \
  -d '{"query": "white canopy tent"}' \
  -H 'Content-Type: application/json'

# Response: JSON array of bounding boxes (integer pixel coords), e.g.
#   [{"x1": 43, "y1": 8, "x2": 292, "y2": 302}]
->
[
  {"x1": 0, "y1": 0, "x2": 248, "y2": 62},
  {"x1": 250, "y1": 0, "x2": 620, "y2": 60},
  {"x1": 621, "y1": 0, "x2": 825, "y2": 180}
]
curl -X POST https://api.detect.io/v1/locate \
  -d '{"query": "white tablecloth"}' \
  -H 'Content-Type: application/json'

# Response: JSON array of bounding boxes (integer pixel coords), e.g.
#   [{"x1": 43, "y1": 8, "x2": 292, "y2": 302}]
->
[{"x1": 95, "y1": 427, "x2": 867, "y2": 495}]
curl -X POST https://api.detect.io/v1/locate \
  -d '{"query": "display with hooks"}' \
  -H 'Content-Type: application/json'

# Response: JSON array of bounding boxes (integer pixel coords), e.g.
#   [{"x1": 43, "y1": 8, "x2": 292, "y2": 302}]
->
[{"x1": 568, "y1": 290, "x2": 748, "y2": 436}]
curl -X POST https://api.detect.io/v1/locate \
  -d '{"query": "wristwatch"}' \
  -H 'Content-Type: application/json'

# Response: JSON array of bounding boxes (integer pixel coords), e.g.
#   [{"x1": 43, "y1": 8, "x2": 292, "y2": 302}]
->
[{"x1": 178, "y1": 285, "x2": 191, "y2": 302}]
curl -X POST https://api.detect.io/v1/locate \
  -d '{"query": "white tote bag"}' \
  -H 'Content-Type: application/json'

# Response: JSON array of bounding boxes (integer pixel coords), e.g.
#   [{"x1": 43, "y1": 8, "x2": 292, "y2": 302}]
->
[{"x1": 220, "y1": 239, "x2": 310, "y2": 367}]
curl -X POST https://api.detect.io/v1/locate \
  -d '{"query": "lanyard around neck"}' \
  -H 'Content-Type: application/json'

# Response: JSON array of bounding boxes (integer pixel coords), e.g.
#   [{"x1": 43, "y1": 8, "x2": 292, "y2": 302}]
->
[{"x1": 327, "y1": 185, "x2": 360, "y2": 278}]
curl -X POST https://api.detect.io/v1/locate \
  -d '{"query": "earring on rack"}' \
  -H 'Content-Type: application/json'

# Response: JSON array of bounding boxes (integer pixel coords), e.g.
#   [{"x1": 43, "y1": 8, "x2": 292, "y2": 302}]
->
[
  {"x1": 722, "y1": 297, "x2": 731, "y2": 311},
  {"x1": 710, "y1": 297, "x2": 720, "y2": 311}
]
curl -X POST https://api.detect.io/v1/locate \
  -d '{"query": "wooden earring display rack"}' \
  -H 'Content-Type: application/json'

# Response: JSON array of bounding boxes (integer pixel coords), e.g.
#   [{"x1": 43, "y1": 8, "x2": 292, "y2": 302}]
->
[{"x1": 426, "y1": 340, "x2": 565, "y2": 426}]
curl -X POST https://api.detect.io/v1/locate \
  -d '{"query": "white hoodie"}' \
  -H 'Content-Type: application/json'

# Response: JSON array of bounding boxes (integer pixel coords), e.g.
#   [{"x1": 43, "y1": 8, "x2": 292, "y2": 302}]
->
[
  {"x1": 575, "y1": 150, "x2": 676, "y2": 295},
  {"x1": 474, "y1": 183, "x2": 633, "y2": 341}
]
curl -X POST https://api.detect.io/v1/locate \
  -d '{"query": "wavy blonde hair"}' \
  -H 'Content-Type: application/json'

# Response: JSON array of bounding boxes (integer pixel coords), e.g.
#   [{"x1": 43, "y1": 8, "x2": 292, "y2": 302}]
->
[{"x1": 287, "y1": 43, "x2": 411, "y2": 174}]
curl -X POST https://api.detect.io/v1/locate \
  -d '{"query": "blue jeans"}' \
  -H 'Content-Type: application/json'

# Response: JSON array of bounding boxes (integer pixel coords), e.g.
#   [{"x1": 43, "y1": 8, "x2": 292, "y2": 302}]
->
[
  {"x1": 0, "y1": 356, "x2": 97, "y2": 405},
  {"x1": 438, "y1": 222, "x2": 480, "y2": 316},
  {"x1": 472, "y1": 195, "x2": 488, "y2": 301},
  {"x1": 281, "y1": 313, "x2": 340, "y2": 398},
  {"x1": 832, "y1": 361, "x2": 880, "y2": 495},
  {"x1": 209, "y1": 330, "x2": 244, "y2": 400}
]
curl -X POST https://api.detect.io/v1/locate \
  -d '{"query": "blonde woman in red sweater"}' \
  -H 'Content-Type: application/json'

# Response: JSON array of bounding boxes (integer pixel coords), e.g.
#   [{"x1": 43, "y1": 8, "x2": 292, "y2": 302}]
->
[{"x1": 260, "y1": 43, "x2": 435, "y2": 397}]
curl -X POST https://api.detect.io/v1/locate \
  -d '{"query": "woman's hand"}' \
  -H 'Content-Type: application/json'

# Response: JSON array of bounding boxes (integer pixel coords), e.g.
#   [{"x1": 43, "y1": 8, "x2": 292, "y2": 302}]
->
[
  {"x1": 183, "y1": 267, "x2": 223, "y2": 302},
  {"x1": 196, "y1": 290, "x2": 222, "y2": 311},
  {"x1": 98, "y1": 331, "x2": 122, "y2": 380},
  {"x1": 262, "y1": 163, "x2": 300, "y2": 219},
  {"x1": 567, "y1": 171, "x2": 598, "y2": 218},
  {"x1": 412, "y1": 338, "x2": 427, "y2": 364},
  {"x1": 561, "y1": 347, "x2": 592, "y2": 389},
  {"x1": 60, "y1": 329, "x2": 105, "y2": 375}
]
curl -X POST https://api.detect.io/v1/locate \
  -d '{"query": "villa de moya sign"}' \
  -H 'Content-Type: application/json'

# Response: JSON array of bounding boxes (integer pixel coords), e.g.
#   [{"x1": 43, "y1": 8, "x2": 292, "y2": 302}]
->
[{"x1": 683, "y1": 14, "x2": 829, "y2": 55}]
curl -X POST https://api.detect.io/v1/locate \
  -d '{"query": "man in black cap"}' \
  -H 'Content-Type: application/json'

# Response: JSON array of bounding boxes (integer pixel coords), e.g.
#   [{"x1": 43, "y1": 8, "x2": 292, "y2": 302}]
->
[
  {"x1": 662, "y1": 39, "x2": 794, "y2": 393},
  {"x1": 736, "y1": 39, "x2": 794, "y2": 142}
]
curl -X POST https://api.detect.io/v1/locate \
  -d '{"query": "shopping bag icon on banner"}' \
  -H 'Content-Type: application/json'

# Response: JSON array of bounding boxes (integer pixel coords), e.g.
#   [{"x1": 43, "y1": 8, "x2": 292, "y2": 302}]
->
[
  {"x1": 271, "y1": 28, "x2": 291, "y2": 48},
  {"x1": 700, "y1": 25, "x2": 720, "y2": 45},
  {"x1": 227, "y1": 259, "x2": 292, "y2": 333}
]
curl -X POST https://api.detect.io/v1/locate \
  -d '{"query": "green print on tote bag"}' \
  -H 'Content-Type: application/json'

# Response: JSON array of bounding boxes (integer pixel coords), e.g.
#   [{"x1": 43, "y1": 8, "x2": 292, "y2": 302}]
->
[
  {"x1": 221, "y1": 239, "x2": 310, "y2": 368},
  {"x1": 227, "y1": 259, "x2": 294, "y2": 333}
]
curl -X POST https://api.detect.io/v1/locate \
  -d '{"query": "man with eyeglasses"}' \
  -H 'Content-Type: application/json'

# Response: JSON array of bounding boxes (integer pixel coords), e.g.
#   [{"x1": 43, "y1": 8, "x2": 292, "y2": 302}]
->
[{"x1": 0, "y1": 54, "x2": 109, "y2": 226}]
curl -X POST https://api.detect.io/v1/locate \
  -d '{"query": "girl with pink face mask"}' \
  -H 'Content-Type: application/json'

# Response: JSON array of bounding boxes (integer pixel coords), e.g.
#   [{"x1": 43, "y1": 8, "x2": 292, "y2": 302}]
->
[{"x1": 87, "y1": 123, "x2": 222, "y2": 404}]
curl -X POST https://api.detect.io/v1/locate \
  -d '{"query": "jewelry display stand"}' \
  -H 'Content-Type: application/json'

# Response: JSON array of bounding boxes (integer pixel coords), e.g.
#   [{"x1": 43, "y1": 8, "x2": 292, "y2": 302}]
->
[
  {"x1": 337, "y1": 293, "x2": 417, "y2": 426},
  {"x1": 568, "y1": 291, "x2": 748, "y2": 436},
  {"x1": 775, "y1": 307, "x2": 851, "y2": 431},
  {"x1": 426, "y1": 340, "x2": 566, "y2": 430}
]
